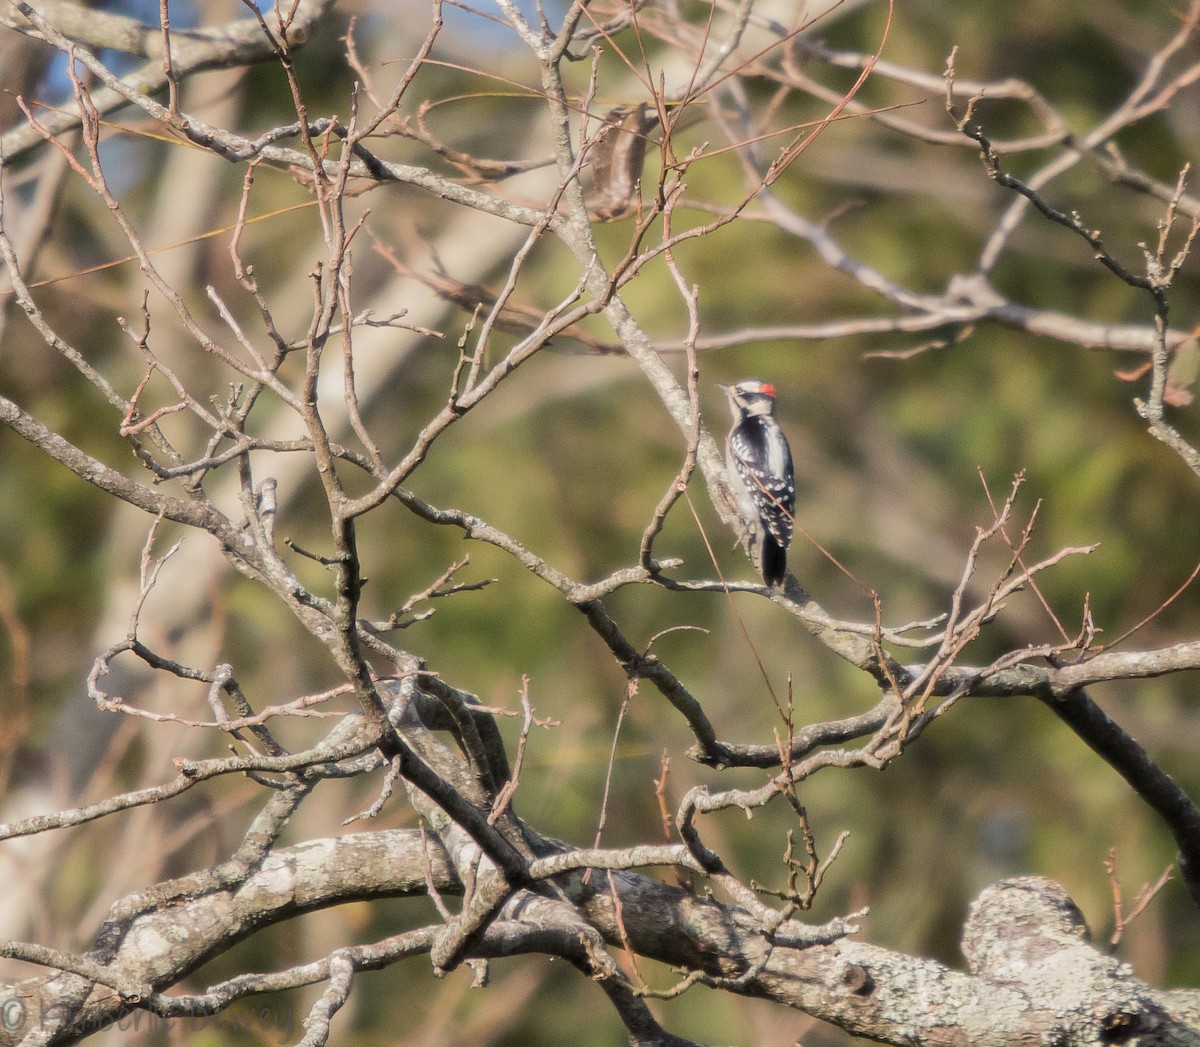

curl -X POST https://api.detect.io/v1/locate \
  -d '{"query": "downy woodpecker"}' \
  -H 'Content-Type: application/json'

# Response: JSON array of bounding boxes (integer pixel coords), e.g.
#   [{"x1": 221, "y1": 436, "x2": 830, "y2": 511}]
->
[{"x1": 720, "y1": 379, "x2": 795, "y2": 587}]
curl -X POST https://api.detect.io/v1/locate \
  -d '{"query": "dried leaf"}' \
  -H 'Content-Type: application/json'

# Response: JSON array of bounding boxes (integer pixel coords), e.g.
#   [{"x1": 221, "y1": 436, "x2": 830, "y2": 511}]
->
[
  {"x1": 1166, "y1": 336, "x2": 1199, "y2": 406},
  {"x1": 1112, "y1": 338, "x2": 1199, "y2": 406},
  {"x1": 1113, "y1": 361, "x2": 1153, "y2": 383},
  {"x1": 588, "y1": 104, "x2": 659, "y2": 221}
]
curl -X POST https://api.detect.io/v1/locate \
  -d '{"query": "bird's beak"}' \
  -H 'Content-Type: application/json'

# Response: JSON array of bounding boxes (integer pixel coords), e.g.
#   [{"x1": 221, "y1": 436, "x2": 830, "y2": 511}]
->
[{"x1": 714, "y1": 383, "x2": 729, "y2": 394}]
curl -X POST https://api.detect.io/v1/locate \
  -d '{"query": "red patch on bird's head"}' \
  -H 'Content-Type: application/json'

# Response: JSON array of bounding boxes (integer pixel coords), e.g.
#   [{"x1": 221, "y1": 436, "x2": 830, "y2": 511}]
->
[{"x1": 760, "y1": 382, "x2": 776, "y2": 398}]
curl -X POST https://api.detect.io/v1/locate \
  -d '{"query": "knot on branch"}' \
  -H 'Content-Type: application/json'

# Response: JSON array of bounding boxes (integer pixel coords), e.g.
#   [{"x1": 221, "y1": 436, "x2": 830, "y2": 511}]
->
[
  {"x1": 962, "y1": 878, "x2": 1168, "y2": 1045},
  {"x1": 963, "y1": 876, "x2": 1090, "y2": 975}
]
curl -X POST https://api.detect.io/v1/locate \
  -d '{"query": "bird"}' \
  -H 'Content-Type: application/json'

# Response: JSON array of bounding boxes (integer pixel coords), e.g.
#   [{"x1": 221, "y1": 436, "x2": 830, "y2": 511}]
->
[{"x1": 719, "y1": 379, "x2": 795, "y2": 587}]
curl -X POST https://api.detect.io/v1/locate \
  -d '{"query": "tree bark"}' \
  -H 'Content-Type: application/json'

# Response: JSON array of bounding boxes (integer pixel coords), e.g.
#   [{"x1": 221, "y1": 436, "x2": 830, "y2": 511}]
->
[{"x1": 1, "y1": 831, "x2": 1196, "y2": 1047}]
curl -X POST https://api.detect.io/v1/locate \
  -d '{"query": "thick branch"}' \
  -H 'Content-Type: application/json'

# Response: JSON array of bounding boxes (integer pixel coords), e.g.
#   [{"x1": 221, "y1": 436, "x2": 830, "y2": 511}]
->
[
  {"x1": 0, "y1": 393, "x2": 242, "y2": 548},
  {"x1": 1038, "y1": 687, "x2": 1200, "y2": 907},
  {"x1": 2, "y1": 832, "x2": 1196, "y2": 1047}
]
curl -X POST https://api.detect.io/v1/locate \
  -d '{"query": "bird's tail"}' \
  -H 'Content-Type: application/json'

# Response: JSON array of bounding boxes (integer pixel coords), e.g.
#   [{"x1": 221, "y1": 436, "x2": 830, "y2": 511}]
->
[{"x1": 761, "y1": 535, "x2": 787, "y2": 588}]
